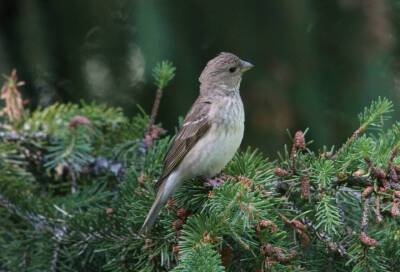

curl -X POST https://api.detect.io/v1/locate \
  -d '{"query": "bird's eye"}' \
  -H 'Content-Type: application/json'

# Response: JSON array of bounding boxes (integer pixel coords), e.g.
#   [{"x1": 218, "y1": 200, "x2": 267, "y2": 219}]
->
[{"x1": 229, "y1": 67, "x2": 237, "y2": 73}]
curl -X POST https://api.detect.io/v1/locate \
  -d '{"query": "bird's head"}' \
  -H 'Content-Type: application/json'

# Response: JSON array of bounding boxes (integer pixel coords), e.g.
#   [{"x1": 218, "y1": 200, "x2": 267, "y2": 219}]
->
[{"x1": 199, "y1": 52, "x2": 253, "y2": 93}]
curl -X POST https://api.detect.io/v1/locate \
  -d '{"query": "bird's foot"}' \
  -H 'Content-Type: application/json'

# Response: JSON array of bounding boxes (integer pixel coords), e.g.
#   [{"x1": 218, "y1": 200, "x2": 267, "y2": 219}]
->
[{"x1": 200, "y1": 175, "x2": 225, "y2": 188}]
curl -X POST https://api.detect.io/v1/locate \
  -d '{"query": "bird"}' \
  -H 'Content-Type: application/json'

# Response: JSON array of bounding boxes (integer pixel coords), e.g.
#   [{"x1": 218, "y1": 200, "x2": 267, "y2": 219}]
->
[{"x1": 140, "y1": 52, "x2": 253, "y2": 233}]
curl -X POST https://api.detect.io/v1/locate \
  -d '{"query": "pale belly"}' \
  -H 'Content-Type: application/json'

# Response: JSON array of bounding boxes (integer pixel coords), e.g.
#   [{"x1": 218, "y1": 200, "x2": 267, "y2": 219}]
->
[{"x1": 178, "y1": 123, "x2": 244, "y2": 178}]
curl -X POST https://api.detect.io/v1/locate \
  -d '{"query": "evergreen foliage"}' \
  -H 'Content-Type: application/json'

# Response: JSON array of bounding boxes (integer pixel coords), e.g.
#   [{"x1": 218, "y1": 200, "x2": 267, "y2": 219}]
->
[
  {"x1": 153, "y1": 61, "x2": 176, "y2": 90},
  {"x1": 1, "y1": 67, "x2": 400, "y2": 272}
]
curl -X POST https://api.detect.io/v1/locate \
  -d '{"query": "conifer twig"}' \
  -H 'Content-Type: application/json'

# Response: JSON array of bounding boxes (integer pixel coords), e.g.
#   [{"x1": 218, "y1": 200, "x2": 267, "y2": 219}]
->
[
  {"x1": 333, "y1": 97, "x2": 393, "y2": 159},
  {"x1": 0, "y1": 194, "x2": 67, "y2": 271},
  {"x1": 144, "y1": 61, "x2": 175, "y2": 147},
  {"x1": 388, "y1": 146, "x2": 399, "y2": 183},
  {"x1": 373, "y1": 195, "x2": 383, "y2": 223},
  {"x1": 332, "y1": 127, "x2": 364, "y2": 159},
  {"x1": 0, "y1": 193, "x2": 29, "y2": 222},
  {"x1": 333, "y1": 175, "x2": 373, "y2": 187},
  {"x1": 51, "y1": 244, "x2": 60, "y2": 272},
  {"x1": 0, "y1": 193, "x2": 63, "y2": 234},
  {"x1": 284, "y1": 201, "x2": 348, "y2": 257},
  {"x1": 3, "y1": 199, "x2": 64, "y2": 272},
  {"x1": 147, "y1": 88, "x2": 163, "y2": 134},
  {"x1": 70, "y1": 171, "x2": 78, "y2": 194},
  {"x1": 359, "y1": 196, "x2": 378, "y2": 246},
  {"x1": 0, "y1": 130, "x2": 47, "y2": 141}
]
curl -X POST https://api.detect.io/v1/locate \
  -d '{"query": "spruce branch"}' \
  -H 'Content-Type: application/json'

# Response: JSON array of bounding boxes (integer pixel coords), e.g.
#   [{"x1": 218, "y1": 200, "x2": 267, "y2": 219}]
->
[
  {"x1": 0, "y1": 193, "x2": 67, "y2": 242},
  {"x1": 139, "y1": 61, "x2": 174, "y2": 175},
  {"x1": 70, "y1": 171, "x2": 78, "y2": 194},
  {"x1": 333, "y1": 174, "x2": 373, "y2": 187},
  {"x1": 283, "y1": 201, "x2": 348, "y2": 257},
  {"x1": 388, "y1": 146, "x2": 399, "y2": 183},
  {"x1": 333, "y1": 97, "x2": 393, "y2": 159},
  {"x1": 172, "y1": 243, "x2": 224, "y2": 272},
  {"x1": 0, "y1": 193, "x2": 32, "y2": 224},
  {"x1": 359, "y1": 196, "x2": 378, "y2": 247},
  {"x1": 0, "y1": 129, "x2": 47, "y2": 142},
  {"x1": 3, "y1": 83, "x2": 400, "y2": 271},
  {"x1": 145, "y1": 61, "x2": 175, "y2": 147},
  {"x1": 50, "y1": 243, "x2": 60, "y2": 272},
  {"x1": 364, "y1": 157, "x2": 393, "y2": 193},
  {"x1": 373, "y1": 195, "x2": 383, "y2": 223},
  {"x1": 44, "y1": 115, "x2": 95, "y2": 192},
  {"x1": 315, "y1": 195, "x2": 342, "y2": 237},
  {"x1": 153, "y1": 61, "x2": 176, "y2": 91},
  {"x1": 358, "y1": 97, "x2": 393, "y2": 130}
]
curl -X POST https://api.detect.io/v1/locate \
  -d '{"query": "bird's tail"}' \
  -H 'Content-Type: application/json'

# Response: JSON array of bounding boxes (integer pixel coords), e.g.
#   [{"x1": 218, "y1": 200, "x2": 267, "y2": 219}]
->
[
  {"x1": 139, "y1": 191, "x2": 165, "y2": 234},
  {"x1": 139, "y1": 173, "x2": 180, "y2": 234}
]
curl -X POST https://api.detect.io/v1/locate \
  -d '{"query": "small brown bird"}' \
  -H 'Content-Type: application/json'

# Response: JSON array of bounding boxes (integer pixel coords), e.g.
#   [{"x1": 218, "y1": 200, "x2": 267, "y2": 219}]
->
[{"x1": 140, "y1": 52, "x2": 253, "y2": 233}]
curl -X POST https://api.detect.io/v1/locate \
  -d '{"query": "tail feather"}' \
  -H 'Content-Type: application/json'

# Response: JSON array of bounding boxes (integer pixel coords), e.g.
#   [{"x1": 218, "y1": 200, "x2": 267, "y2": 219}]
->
[
  {"x1": 139, "y1": 192, "x2": 165, "y2": 234},
  {"x1": 139, "y1": 173, "x2": 181, "y2": 234}
]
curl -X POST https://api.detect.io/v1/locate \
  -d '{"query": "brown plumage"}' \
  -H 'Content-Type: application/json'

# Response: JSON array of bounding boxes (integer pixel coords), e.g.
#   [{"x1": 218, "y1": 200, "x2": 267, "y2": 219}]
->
[{"x1": 155, "y1": 97, "x2": 212, "y2": 188}]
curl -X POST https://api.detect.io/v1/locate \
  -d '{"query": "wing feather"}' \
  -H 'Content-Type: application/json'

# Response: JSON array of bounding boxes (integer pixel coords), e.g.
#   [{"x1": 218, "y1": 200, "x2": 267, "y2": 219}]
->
[{"x1": 155, "y1": 98, "x2": 212, "y2": 188}]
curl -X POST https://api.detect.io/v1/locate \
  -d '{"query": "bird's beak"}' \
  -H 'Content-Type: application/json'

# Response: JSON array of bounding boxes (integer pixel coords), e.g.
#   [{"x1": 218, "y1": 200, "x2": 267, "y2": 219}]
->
[{"x1": 240, "y1": 60, "x2": 254, "y2": 73}]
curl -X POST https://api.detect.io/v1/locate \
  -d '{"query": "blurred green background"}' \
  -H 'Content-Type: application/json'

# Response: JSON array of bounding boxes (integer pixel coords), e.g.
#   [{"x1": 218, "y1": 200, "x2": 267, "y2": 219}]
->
[{"x1": 1, "y1": 0, "x2": 399, "y2": 155}]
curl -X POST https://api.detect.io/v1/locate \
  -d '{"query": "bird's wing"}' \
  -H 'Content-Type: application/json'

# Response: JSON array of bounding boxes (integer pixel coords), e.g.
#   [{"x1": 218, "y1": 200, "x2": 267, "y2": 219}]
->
[{"x1": 155, "y1": 98, "x2": 212, "y2": 188}]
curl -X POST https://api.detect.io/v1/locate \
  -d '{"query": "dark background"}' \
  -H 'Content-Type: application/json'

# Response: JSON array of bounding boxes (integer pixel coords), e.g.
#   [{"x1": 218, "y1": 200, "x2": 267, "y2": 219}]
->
[{"x1": 1, "y1": 0, "x2": 399, "y2": 155}]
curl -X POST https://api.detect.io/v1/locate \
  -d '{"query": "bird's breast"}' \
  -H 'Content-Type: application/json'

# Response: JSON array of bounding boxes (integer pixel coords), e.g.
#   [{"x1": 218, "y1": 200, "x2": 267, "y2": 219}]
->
[
  {"x1": 210, "y1": 95, "x2": 245, "y2": 129},
  {"x1": 179, "y1": 96, "x2": 244, "y2": 178}
]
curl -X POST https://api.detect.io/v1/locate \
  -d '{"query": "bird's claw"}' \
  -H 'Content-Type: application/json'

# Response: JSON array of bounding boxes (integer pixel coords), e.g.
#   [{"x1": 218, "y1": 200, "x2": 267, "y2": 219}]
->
[{"x1": 202, "y1": 176, "x2": 225, "y2": 188}]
